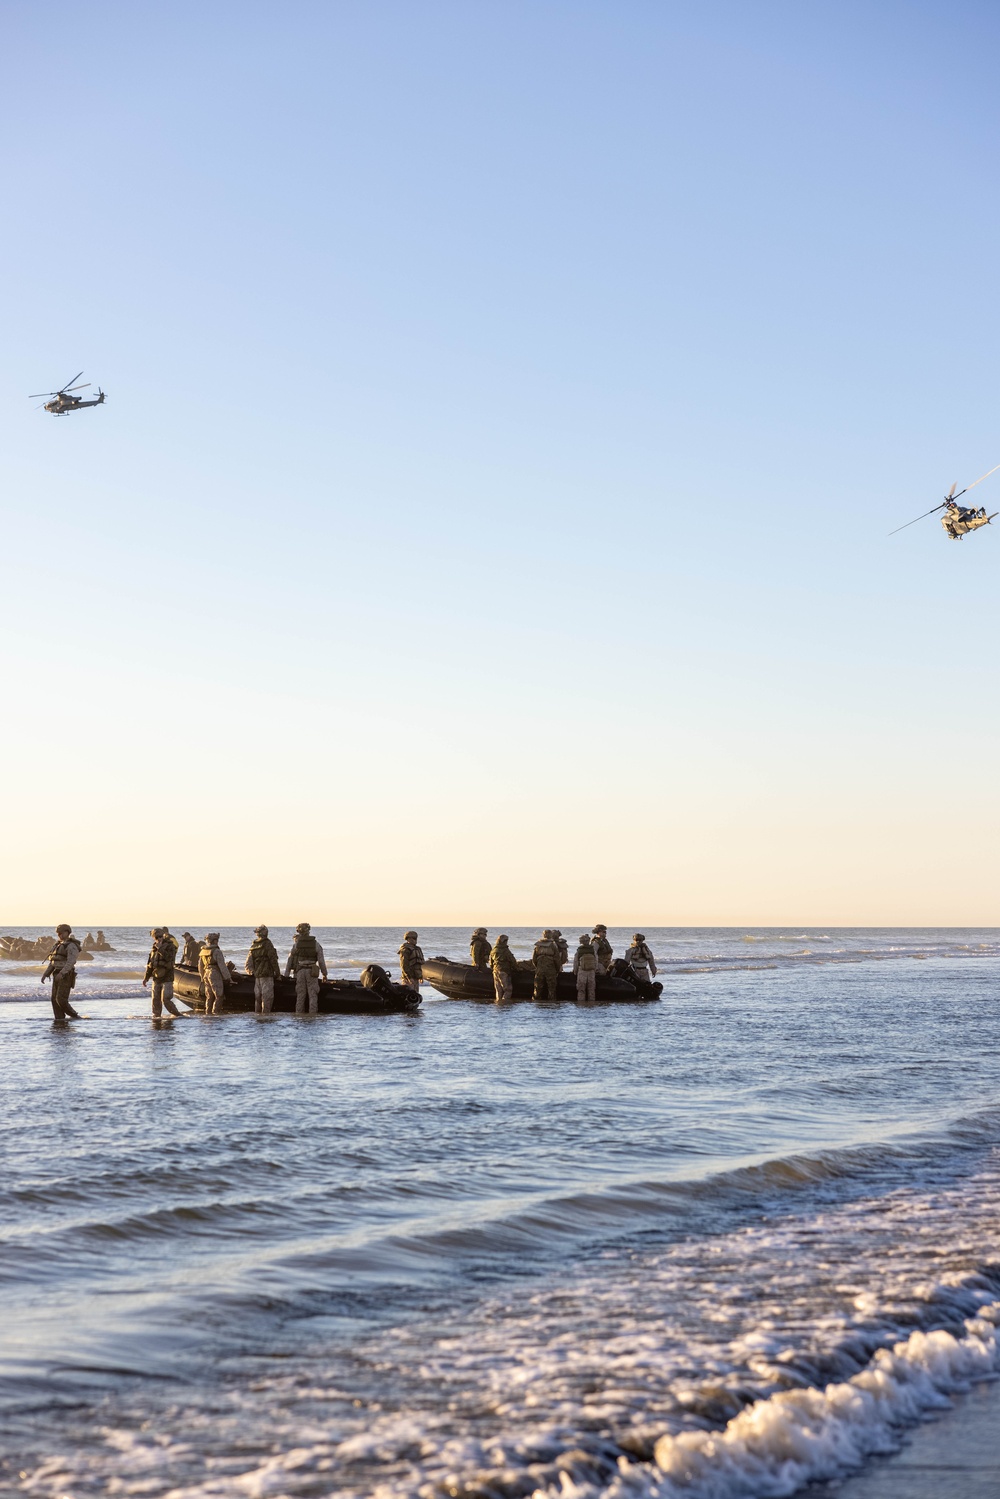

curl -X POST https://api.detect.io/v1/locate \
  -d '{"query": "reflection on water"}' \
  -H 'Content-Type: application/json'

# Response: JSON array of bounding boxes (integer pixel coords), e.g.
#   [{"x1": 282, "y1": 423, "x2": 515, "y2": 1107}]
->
[{"x1": 2, "y1": 928, "x2": 1000, "y2": 1496}]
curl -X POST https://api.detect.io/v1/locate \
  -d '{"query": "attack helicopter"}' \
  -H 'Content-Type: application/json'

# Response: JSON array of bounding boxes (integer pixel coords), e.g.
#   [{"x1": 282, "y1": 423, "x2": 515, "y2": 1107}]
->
[
  {"x1": 29, "y1": 373, "x2": 106, "y2": 416},
  {"x1": 890, "y1": 463, "x2": 1000, "y2": 541}
]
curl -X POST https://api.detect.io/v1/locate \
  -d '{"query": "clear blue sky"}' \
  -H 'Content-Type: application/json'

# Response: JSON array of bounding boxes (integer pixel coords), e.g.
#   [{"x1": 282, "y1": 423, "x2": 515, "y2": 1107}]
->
[{"x1": 2, "y1": 1, "x2": 998, "y2": 923}]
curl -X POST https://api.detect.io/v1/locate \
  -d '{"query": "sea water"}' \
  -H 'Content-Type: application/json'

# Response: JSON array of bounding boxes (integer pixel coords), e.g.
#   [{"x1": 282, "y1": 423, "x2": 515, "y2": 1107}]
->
[{"x1": 2, "y1": 927, "x2": 1000, "y2": 1497}]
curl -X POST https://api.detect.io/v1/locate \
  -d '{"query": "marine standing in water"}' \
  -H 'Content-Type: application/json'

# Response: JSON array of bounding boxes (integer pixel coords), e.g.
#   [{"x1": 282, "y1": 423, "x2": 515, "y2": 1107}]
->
[
  {"x1": 470, "y1": 928, "x2": 491, "y2": 969},
  {"x1": 489, "y1": 933, "x2": 517, "y2": 1003},
  {"x1": 573, "y1": 933, "x2": 598, "y2": 1004},
  {"x1": 181, "y1": 931, "x2": 200, "y2": 967},
  {"x1": 532, "y1": 929, "x2": 561, "y2": 1003},
  {"x1": 199, "y1": 933, "x2": 230, "y2": 1015},
  {"x1": 552, "y1": 930, "x2": 569, "y2": 969},
  {"x1": 592, "y1": 925, "x2": 613, "y2": 973},
  {"x1": 285, "y1": 922, "x2": 328, "y2": 1015},
  {"x1": 625, "y1": 933, "x2": 657, "y2": 985},
  {"x1": 143, "y1": 927, "x2": 181, "y2": 1017},
  {"x1": 246, "y1": 924, "x2": 281, "y2": 1015},
  {"x1": 398, "y1": 931, "x2": 424, "y2": 994},
  {"x1": 41, "y1": 924, "x2": 81, "y2": 1020}
]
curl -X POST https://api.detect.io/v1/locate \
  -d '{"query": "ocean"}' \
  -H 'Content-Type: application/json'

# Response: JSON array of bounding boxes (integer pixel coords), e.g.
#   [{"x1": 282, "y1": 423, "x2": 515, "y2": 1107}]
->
[{"x1": 2, "y1": 926, "x2": 999, "y2": 1497}]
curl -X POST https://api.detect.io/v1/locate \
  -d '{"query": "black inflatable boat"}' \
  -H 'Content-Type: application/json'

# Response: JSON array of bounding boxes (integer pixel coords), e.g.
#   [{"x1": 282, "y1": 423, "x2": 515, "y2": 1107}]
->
[
  {"x1": 173, "y1": 963, "x2": 420, "y2": 1015},
  {"x1": 421, "y1": 957, "x2": 661, "y2": 1004}
]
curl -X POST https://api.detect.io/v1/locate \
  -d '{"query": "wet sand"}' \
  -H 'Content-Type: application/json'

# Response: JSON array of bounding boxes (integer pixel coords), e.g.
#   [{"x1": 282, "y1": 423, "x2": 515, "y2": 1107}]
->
[{"x1": 821, "y1": 1378, "x2": 1000, "y2": 1497}]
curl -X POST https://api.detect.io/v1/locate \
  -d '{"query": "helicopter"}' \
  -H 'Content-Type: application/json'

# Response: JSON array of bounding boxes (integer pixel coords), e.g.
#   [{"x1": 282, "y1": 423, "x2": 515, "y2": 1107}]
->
[
  {"x1": 29, "y1": 372, "x2": 106, "y2": 416},
  {"x1": 890, "y1": 463, "x2": 1000, "y2": 541}
]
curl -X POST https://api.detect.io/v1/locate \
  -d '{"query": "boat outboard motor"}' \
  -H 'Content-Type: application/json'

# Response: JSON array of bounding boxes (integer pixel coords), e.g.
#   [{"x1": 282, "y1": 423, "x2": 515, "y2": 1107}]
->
[
  {"x1": 608, "y1": 957, "x2": 663, "y2": 998},
  {"x1": 360, "y1": 963, "x2": 398, "y2": 1003}
]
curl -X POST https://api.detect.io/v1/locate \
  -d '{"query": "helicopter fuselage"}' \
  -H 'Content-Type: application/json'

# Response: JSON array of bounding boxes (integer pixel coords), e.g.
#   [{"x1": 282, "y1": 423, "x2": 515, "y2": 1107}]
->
[
  {"x1": 942, "y1": 504, "x2": 995, "y2": 539},
  {"x1": 44, "y1": 393, "x2": 106, "y2": 415}
]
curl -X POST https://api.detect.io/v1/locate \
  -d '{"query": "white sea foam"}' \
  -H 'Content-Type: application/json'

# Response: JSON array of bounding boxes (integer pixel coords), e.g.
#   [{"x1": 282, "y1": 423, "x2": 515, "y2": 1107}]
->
[{"x1": 651, "y1": 1312, "x2": 999, "y2": 1498}]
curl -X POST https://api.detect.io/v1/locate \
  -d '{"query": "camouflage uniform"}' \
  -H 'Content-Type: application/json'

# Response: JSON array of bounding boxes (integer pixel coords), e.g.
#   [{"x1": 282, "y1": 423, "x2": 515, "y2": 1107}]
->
[
  {"x1": 469, "y1": 929, "x2": 491, "y2": 970},
  {"x1": 181, "y1": 932, "x2": 200, "y2": 967},
  {"x1": 625, "y1": 935, "x2": 657, "y2": 984},
  {"x1": 398, "y1": 934, "x2": 424, "y2": 993},
  {"x1": 43, "y1": 930, "x2": 81, "y2": 1019},
  {"x1": 552, "y1": 930, "x2": 569, "y2": 969},
  {"x1": 531, "y1": 931, "x2": 561, "y2": 1003},
  {"x1": 572, "y1": 936, "x2": 598, "y2": 1003},
  {"x1": 144, "y1": 930, "x2": 181, "y2": 1017},
  {"x1": 199, "y1": 936, "x2": 229, "y2": 1014},
  {"x1": 489, "y1": 935, "x2": 517, "y2": 1003},
  {"x1": 285, "y1": 926, "x2": 327, "y2": 1015},
  {"x1": 592, "y1": 927, "x2": 613, "y2": 974},
  {"x1": 246, "y1": 926, "x2": 281, "y2": 1014}
]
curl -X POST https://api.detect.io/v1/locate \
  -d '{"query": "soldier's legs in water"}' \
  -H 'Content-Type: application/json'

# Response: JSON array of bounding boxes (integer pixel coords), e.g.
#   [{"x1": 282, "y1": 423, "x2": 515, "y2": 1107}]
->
[
  {"x1": 205, "y1": 972, "x2": 224, "y2": 1014},
  {"x1": 151, "y1": 977, "x2": 163, "y2": 1017},
  {"x1": 295, "y1": 968, "x2": 308, "y2": 1014},
  {"x1": 307, "y1": 972, "x2": 320, "y2": 1014},
  {"x1": 493, "y1": 970, "x2": 512, "y2": 1003},
  {"x1": 51, "y1": 973, "x2": 79, "y2": 1019},
  {"x1": 533, "y1": 967, "x2": 559, "y2": 1001},
  {"x1": 151, "y1": 977, "x2": 181, "y2": 1017},
  {"x1": 255, "y1": 976, "x2": 274, "y2": 1014},
  {"x1": 577, "y1": 971, "x2": 596, "y2": 1004}
]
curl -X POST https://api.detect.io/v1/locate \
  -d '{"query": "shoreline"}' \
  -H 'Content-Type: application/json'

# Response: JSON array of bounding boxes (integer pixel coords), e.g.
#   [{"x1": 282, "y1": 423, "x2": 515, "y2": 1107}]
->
[{"x1": 815, "y1": 1378, "x2": 1000, "y2": 1497}]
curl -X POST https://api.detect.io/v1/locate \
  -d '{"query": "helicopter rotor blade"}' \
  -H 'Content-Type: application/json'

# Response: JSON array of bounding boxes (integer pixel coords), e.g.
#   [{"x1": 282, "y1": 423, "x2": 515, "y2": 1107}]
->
[
  {"x1": 960, "y1": 461, "x2": 1000, "y2": 496},
  {"x1": 59, "y1": 371, "x2": 84, "y2": 394},
  {"x1": 28, "y1": 392, "x2": 56, "y2": 399},
  {"x1": 947, "y1": 482, "x2": 957, "y2": 498},
  {"x1": 64, "y1": 383, "x2": 90, "y2": 392},
  {"x1": 888, "y1": 503, "x2": 947, "y2": 536}
]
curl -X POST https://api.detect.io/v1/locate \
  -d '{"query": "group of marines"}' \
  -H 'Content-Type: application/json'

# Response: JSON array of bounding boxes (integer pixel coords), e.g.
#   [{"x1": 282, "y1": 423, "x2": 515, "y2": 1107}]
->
[
  {"x1": 36, "y1": 922, "x2": 659, "y2": 1021},
  {"x1": 398, "y1": 926, "x2": 658, "y2": 1004}
]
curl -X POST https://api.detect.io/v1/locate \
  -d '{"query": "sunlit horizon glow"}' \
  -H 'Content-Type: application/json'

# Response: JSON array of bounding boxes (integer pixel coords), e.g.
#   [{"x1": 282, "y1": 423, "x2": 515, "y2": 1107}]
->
[{"x1": 2, "y1": 1, "x2": 998, "y2": 927}]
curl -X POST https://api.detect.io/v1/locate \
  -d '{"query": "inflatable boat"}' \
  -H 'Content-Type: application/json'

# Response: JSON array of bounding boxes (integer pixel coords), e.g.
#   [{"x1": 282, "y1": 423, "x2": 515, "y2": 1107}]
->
[
  {"x1": 172, "y1": 963, "x2": 421, "y2": 1015},
  {"x1": 421, "y1": 957, "x2": 661, "y2": 1004}
]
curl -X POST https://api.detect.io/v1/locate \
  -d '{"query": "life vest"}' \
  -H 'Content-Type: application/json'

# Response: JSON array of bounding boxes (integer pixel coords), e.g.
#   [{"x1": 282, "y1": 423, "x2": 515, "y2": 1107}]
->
[
  {"x1": 470, "y1": 936, "x2": 490, "y2": 966},
  {"x1": 398, "y1": 942, "x2": 423, "y2": 974},
  {"x1": 295, "y1": 933, "x2": 318, "y2": 963},
  {"x1": 576, "y1": 946, "x2": 597, "y2": 972},
  {"x1": 49, "y1": 937, "x2": 78, "y2": 969},
  {"x1": 533, "y1": 939, "x2": 559, "y2": 965},
  {"x1": 490, "y1": 942, "x2": 516, "y2": 972},
  {"x1": 148, "y1": 940, "x2": 175, "y2": 979},
  {"x1": 249, "y1": 936, "x2": 280, "y2": 977}
]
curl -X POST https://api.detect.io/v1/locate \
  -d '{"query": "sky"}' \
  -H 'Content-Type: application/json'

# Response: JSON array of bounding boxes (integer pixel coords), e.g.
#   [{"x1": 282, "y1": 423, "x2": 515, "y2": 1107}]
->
[{"x1": 1, "y1": 0, "x2": 998, "y2": 926}]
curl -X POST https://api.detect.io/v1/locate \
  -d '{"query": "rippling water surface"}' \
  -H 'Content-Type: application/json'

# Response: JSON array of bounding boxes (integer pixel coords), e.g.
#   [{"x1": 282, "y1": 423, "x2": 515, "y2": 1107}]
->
[{"x1": 3, "y1": 926, "x2": 1000, "y2": 1497}]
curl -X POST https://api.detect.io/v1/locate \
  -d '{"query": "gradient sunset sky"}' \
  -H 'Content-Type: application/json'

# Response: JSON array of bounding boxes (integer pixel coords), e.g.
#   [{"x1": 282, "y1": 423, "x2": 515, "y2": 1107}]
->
[{"x1": 2, "y1": 0, "x2": 998, "y2": 925}]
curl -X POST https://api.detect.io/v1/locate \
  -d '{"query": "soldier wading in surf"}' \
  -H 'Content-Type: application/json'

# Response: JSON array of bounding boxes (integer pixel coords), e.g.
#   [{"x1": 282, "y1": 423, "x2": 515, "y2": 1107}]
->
[
  {"x1": 573, "y1": 933, "x2": 599, "y2": 1004},
  {"x1": 398, "y1": 931, "x2": 423, "y2": 994},
  {"x1": 41, "y1": 924, "x2": 82, "y2": 1020},
  {"x1": 143, "y1": 927, "x2": 181, "y2": 1017},
  {"x1": 199, "y1": 933, "x2": 230, "y2": 1015},
  {"x1": 285, "y1": 922, "x2": 328, "y2": 1015},
  {"x1": 531, "y1": 929, "x2": 561, "y2": 1002},
  {"x1": 246, "y1": 924, "x2": 281, "y2": 1014},
  {"x1": 490, "y1": 933, "x2": 517, "y2": 1003}
]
